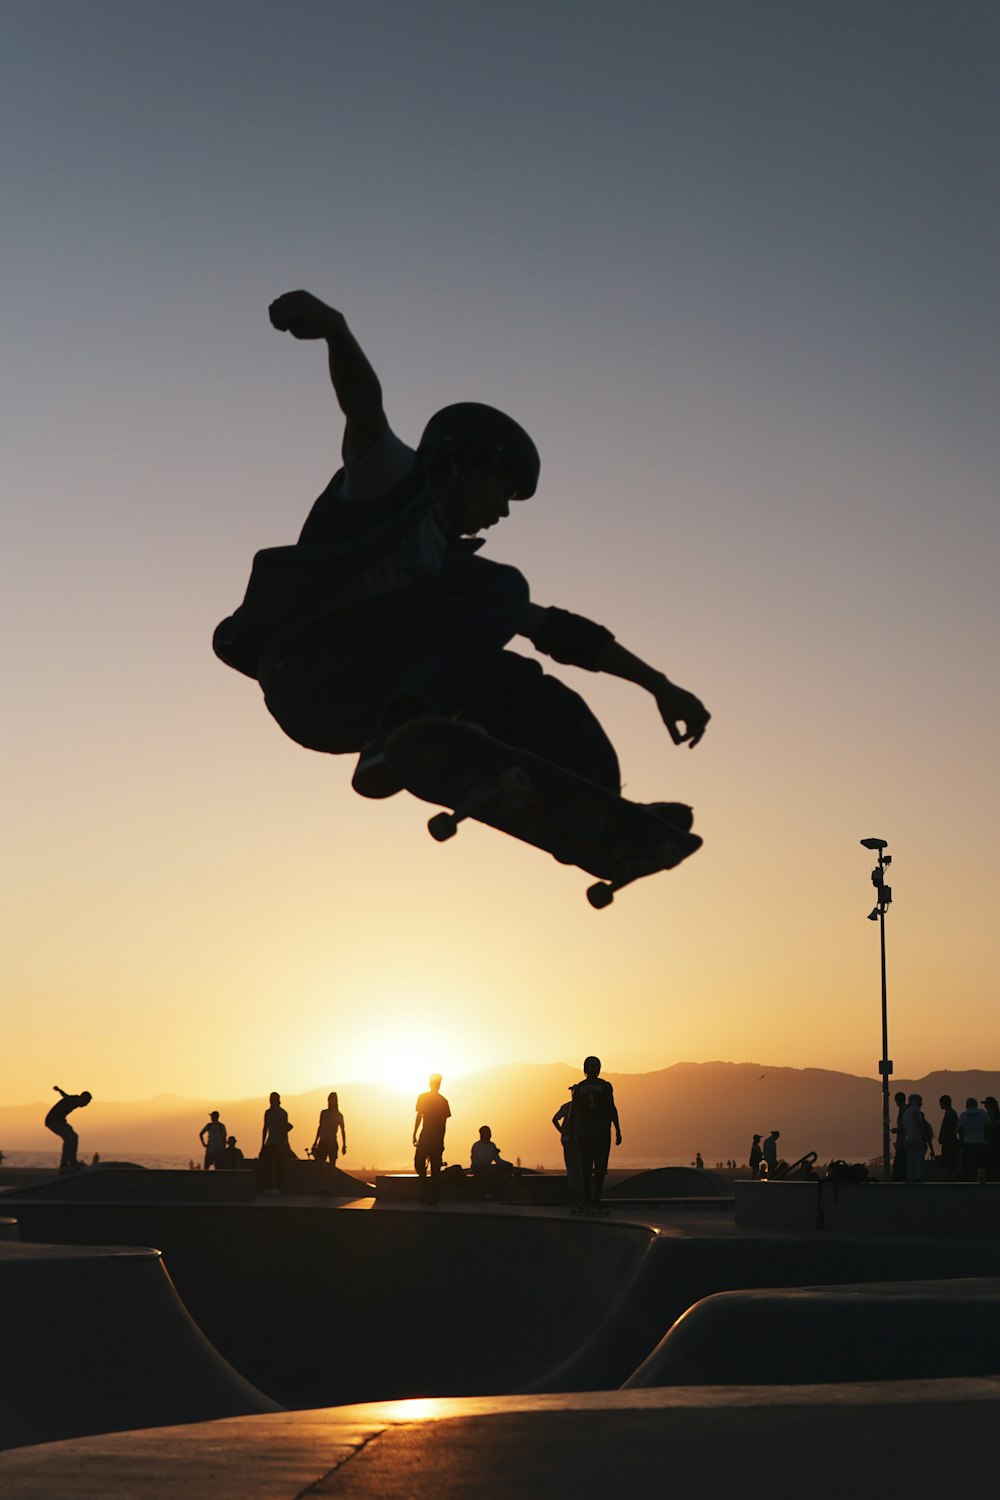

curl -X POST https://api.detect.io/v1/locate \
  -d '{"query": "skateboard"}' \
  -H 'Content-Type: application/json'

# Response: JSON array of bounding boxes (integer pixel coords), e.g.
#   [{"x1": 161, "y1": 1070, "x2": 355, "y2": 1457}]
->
[{"x1": 384, "y1": 718, "x2": 702, "y2": 908}]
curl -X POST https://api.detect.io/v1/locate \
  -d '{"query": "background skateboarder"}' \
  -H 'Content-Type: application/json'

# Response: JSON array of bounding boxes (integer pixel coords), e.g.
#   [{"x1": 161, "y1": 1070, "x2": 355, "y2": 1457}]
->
[
  {"x1": 413, "y1": 1074, "x2": 451, "y2": 1205},
  {"x1": 214, "y1": 291, "x2": 710, "y2": 822},
  {"x1": 44, "y1": 1086, "x2": 91, "y2": 1173},
  {"x1": 572, "y1": 1058, "x2": 621, "y2": 1211}
]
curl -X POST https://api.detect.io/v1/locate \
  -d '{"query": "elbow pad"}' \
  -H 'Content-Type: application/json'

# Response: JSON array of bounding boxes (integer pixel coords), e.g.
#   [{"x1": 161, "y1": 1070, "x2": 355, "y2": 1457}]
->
[{"x1": 532, "y1": 608, "x2": 614, "y2": 671}]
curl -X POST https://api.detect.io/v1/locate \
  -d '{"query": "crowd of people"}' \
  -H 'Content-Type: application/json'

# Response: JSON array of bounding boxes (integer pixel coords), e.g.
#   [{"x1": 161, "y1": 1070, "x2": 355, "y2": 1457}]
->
[{"x1": 890, "y1": 1092, "x2": 1000, "y2": 1183}]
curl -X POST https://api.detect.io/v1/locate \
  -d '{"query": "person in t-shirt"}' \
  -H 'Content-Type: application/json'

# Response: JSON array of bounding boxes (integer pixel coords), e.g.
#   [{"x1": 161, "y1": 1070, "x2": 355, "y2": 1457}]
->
[
  {"x1": 572, "y1": 1057, "x2": 621, "y2": 1210},
  {"x1": 958, "y1": 1097, "x2": 988, "y2": 1181},
  {"x1": 44, "y1": 1085, "x2": 92, "y2": 1173},
  {"x1": 469, "y1": 1125, "x2": 512, "y2": 1199},
  {"x1": 413, "y1": 1074, "x2": 451, "y2": 1205},
  {"x1": 221, "y1": 1135, "x2": 245, "y2": 1169},
  {"x1": 213, "y1": 291, "x2": 710, "y2": 823},
  {"x1": 199, "y1": 1110, "x2": 228, "y2": 1171},
  {"x1": 311, "y1": 1091, "x2": 347, "y2": 1194},
  {"x1": 259, "y1": 1091, "x2": 293, "y2": 1195}
]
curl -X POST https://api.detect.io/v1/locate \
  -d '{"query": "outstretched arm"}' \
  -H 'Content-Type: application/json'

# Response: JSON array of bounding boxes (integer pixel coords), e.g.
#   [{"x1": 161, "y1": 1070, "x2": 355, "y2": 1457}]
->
[
  {"x1": 268, "y1": 290, "x2": 387, "y2": 458},
  {"x1": 53, "y1": 1086, "x2": 67, "y2": 1098},
  {"x1": 518, "y1": 603, "x2": 710, "y2": 748}
]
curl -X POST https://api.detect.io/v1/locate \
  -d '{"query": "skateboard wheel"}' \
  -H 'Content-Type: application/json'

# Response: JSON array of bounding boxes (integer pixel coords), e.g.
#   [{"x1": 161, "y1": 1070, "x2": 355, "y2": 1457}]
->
[
  {"x1": 587, "y1": 882, "x2": 614, "y2": 910},
  {"x1": 428, "y1": 812, "x2": 458, "y2": 842}
]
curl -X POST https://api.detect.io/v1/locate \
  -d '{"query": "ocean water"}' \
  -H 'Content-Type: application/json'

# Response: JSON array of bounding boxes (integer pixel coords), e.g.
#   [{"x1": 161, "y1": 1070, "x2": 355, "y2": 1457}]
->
[{"x1": 0, "y1": 1150, "x2": 194, "y2": 1171}]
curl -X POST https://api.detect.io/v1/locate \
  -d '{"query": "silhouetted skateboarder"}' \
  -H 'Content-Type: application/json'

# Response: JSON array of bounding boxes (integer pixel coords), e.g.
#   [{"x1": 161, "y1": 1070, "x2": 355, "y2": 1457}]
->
[
  {"x1": 413, "y1": 1074, "x2": 451, "y2": 1205},
  {"x1": 45, "y1": 1086, "x2": 91, "y2": 1173},
  {"x1": 572, "y1": 1057, "x2": 621, "y2": 1212},
  {"x1": 199, "y1": 1111, "x2": 227, "y2": 1170},
  {"x1": 214, "y1": 291, "x2": 710, "y2": 830}
]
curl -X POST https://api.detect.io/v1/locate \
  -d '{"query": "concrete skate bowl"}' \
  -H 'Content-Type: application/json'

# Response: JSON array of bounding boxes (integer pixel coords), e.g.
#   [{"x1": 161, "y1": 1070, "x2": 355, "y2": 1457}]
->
[
  {"x1": 8, "y1": 1202, "x2": 659, "y2": 1408},
  {"x1": 0, "y1": 1242, "x2": 278, "y2": 1451}
]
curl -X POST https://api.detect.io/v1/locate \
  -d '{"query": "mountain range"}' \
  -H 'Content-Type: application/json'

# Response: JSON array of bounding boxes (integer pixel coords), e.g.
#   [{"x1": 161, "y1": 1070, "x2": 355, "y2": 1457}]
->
[{"x1": 4, "y1": 1062, "x2": 997, "y2": 1170}]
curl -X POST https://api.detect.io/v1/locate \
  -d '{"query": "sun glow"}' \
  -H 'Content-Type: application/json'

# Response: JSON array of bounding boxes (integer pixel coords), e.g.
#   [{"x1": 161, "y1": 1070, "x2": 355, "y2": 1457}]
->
[{"x1": 346, "y1": 1025, "x2": 472, "y2": 1094}]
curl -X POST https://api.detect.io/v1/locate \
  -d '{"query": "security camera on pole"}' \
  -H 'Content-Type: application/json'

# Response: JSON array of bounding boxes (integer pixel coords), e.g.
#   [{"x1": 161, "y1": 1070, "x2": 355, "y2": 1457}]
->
[{"x1": 860, "y1": 837, "x2": 893, "y2": 1181}]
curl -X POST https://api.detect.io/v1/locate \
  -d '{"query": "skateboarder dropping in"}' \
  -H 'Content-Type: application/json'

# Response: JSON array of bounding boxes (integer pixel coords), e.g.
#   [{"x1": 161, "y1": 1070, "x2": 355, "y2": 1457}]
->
[
  {"x1": 413, "y1": 1073, "x2": 451, "y2": 1205},
  {"x1": 214, "y1": 290, "x2": 710, "y2": 820},
  {"x1": 573, "y1": 1057, "x2": 621, "y2": 1212},
  {"x1": 44, "y1": 1086, "x2": 92, "y2": 1173}
]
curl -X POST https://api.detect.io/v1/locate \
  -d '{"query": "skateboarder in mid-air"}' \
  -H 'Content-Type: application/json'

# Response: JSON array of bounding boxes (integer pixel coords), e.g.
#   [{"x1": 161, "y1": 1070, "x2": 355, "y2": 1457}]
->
[
  {"x1": 214, "y1": 291, "x2": 710, "y2": 824},
  {"x1": 44, "y1": 1086, "x2": 91, "y2": 1174}
]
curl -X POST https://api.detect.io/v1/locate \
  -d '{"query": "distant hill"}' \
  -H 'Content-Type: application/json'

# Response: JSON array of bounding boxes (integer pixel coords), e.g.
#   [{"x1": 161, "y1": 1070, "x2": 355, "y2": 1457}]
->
[{"x1": 4, "y1": 1063, "x2": 997, "y2": 1169}]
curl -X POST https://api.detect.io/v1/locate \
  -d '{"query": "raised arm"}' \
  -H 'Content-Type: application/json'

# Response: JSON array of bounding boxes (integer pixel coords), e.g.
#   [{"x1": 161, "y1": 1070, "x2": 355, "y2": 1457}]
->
[
  {"x1": 518, "y1": 603, "x2": 710, "y2": 748},
  {"x1": 268, "y1": 290, "x2": 387, "y2": 458}
]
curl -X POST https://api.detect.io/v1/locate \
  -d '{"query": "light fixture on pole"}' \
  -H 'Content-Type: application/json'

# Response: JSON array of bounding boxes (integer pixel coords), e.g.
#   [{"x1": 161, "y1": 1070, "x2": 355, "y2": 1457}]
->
[{"x1": 861, "y1": 837, "x2": 893, "y2": 1181}]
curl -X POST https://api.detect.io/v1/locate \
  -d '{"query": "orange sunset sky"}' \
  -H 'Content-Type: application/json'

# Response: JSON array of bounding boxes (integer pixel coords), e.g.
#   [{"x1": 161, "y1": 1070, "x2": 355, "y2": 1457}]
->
[{"x1": 4, "y1": 2, "x2": 999, "y2": 1107}]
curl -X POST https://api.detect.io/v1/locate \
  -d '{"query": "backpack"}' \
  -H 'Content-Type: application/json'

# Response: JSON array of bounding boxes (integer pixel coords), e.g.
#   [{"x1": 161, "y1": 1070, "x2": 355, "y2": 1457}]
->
[
  {"x1": 213, "y1": 466, "x2": 432, "y2": 680},
  {"x1": 825, "y1": 1160, "x2": 870, "y2": 1184}
]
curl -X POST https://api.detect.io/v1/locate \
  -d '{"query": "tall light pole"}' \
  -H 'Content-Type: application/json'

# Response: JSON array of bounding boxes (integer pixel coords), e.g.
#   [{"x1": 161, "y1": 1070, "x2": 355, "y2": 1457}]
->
[{"x1": 861, "y1": 838, "x2": 893, "y2": 1180}]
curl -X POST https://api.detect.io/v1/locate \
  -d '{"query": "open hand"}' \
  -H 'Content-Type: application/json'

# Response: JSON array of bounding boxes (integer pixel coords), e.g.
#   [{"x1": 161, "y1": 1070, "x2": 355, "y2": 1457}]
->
[
  {"x1": 268, "y1": 290, "x2": 340, "y2": 339},
  {"x1": 655, "y1": 679, "x2": 710, "y2": 748}
]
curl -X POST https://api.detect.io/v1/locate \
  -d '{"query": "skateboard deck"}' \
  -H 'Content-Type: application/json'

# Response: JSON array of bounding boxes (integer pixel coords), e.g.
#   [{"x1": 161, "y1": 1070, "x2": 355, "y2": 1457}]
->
[{"x1": 384, "y1": 718, "x2": 702, "y2": 908}]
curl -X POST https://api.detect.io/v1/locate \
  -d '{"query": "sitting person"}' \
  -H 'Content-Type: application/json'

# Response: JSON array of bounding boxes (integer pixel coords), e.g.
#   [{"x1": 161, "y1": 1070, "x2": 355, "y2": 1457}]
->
[
  {"x1": 221, "y1": 1135, "x2": 245, "y2": 1169},
  {"x1": 470, "y1": 1125, "x2": 513, "y2": 1199}
]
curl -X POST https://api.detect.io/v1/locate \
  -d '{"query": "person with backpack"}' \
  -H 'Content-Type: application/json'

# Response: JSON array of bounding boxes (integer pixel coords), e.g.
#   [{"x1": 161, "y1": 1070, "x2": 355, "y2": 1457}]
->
[
  {"x1": 214, "y1": 290, "x2": 710, "y2": 814},
  {"x1": 572, "y1": 1056, "x2": 621, "y2": 1211}
]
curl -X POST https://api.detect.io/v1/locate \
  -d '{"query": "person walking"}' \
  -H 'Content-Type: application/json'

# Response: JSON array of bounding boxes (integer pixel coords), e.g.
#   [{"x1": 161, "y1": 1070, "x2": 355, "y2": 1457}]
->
[{"x1": 413, "y1": 1074, "x2": 451, "y2": 1205}]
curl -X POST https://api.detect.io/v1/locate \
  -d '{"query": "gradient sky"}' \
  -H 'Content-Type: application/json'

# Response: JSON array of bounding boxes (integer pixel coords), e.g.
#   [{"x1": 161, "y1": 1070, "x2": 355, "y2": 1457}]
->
[{"x1": 3, "y1": 1, "x2": 999, "y2": 1107}]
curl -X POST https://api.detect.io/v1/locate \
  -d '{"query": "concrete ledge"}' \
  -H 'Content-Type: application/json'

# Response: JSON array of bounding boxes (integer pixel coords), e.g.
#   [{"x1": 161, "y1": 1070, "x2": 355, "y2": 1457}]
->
[
  {"x1": 735, "y1": 1178, "x2": 1000, "y2": 1233},
  {"x1": 3, "y1": 1382, "x2": 1000, "y2": 1497}
]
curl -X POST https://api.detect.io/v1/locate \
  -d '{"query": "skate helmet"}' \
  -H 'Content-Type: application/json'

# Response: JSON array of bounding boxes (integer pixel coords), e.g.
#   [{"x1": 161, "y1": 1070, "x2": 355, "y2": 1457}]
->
[{"x1": 418, "y1": 403, "x2": 540, "y2": 499}]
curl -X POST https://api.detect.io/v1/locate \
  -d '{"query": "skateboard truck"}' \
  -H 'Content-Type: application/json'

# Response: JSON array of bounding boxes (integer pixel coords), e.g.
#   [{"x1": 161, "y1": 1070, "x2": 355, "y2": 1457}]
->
[{"x1": 427, "y1": 767, "x2": 532, "y2": 843}]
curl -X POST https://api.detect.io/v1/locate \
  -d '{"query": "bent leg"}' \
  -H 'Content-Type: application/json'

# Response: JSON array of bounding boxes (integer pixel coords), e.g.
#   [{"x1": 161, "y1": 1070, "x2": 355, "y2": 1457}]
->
[{"x1": 463, "y1": 653, "x2": 621, "y2": 791}]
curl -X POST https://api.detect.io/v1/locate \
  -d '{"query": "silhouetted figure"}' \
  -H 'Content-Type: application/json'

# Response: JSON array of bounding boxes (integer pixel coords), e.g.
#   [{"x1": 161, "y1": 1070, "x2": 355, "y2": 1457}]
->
[
  {"x1": 749, "y1": 1134, "x2": 763, "y2": 1178},
  {"x1": 199, "y1": 1110, "x2": 227, "y2": 1171},
  {"x1": 892, "y1": 1090, "x2": 908, "y2": 1181},
  {"x1": 311, "y1": 1092, "x2": 347, "y2": 1195},
  {"x1": 470, "y1": 1125, "x2": 513, "y2": 1199},
  {"x1": 44, "y1": 1086, "x2": 91, "y2": 1173},
  {"x1": 221, "y1": 1135, "x2": 244, "y2": 1169},
  {"x1": 572, "y1": 1057, "x2": 621, "y2": 1210},
  {"x1": 958, "y1": 1097, "x2": 987, "y2": 1181},
  {"x1": 213, "y1": 291, "x2": 710, "y2": 814},
  {"x1": 413, "y1": 1074, "x2": 451, "y2": 1205},
  {"x1": 259, "y1": 1091, "x2": 293, "y2": 1195},
  {"x1": 762, "y1": 1130, "x2": 780, "y2": 1176},
  {"x1": 984, "y1": 1097, "x2": 1000, "y2": 1181},
  {"x1": 938, "y1": 1094, "x2": 959, "y2": 1180},
  {"x1": 552, "y1": 1086, "x2": 582, "y2": 1206},
  {"x1": 694, "y1": 1151, "x2": 704, "y2": 1170},
  {"x1": 901, "y1": 1094, "x2": 931, "y2": 1182}
]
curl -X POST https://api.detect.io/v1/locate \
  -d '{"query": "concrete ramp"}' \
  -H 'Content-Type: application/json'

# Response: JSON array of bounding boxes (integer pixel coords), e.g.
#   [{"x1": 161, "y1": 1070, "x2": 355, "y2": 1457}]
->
[
  {"x1": 0, "y1": 1242, "x2": 279, "y2": 1451},
  {"x1": 625, "y1": 1277, "x2": 1000, "y2": 1387}
]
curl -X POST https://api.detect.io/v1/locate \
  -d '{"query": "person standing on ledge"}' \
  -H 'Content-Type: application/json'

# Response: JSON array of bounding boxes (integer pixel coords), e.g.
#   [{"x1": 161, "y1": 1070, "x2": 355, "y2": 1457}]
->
[
  {"x1": 572, "y1": 1057, "x2": 621, "y2": 1212},
  {"x1": 213, "y1": 291, "x2": 710, "y2": 823},
  {"x1": 45, "y1": 1086, "x2": 91, "y2": 1174},
  {"x1": 311, "y1": 1091, "x2": 347, "y2": 1195},
  {"x1": 199, "y1": 1110, "x2": 228, "y2": 1171},
  {"x1": 259, "y1": 1091, "x2": 293, "y2": 1196},
  {"x1": 413, "y1": 1074, "x2": 451, "y2": 1205}
]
